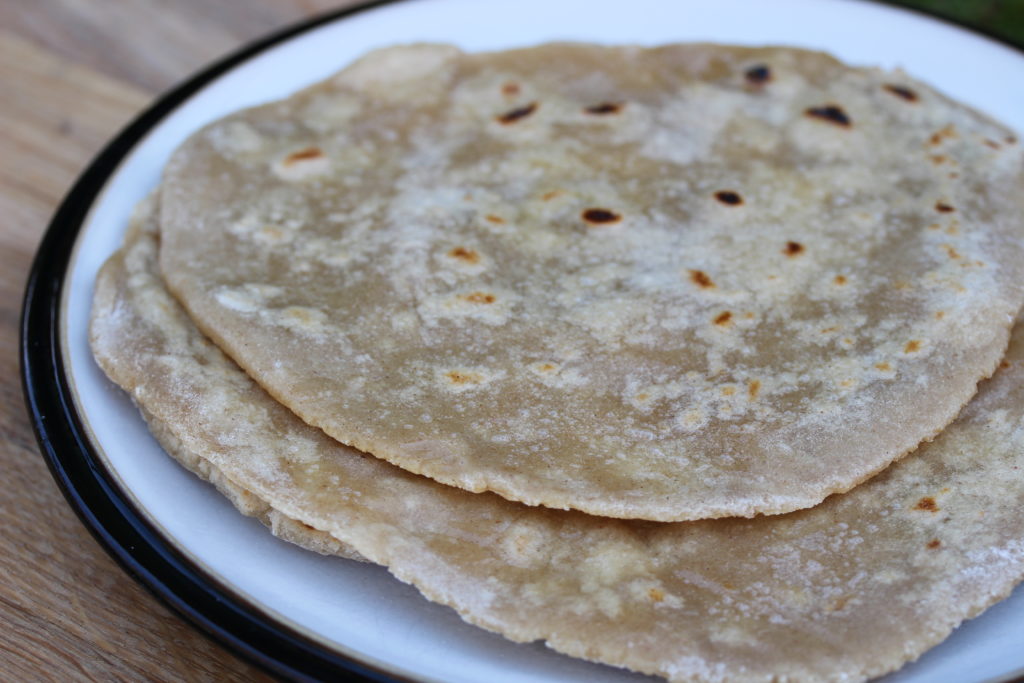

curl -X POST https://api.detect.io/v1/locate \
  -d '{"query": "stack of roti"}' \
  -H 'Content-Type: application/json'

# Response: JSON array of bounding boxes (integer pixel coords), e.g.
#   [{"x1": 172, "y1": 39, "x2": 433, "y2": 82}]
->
[{"x1": 90, "y1": 44, "x2": 1024, "y2": 681}]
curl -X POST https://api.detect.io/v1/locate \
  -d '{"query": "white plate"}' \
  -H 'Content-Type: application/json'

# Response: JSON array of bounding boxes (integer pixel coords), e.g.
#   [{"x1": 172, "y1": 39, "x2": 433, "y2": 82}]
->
[{"x1": 40, "y1": 0, "x2": 1024, "y2": 680}]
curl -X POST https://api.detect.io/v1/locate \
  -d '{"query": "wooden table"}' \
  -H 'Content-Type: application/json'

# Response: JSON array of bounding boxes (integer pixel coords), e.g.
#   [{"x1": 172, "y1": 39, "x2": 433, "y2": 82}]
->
[{"x1": 0, "y1": 2, "x2": 355, "y2": 679}]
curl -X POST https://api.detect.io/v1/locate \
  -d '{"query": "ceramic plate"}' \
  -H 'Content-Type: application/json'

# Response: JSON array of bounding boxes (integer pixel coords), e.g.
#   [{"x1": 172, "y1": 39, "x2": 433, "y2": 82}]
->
[{"x1": 22, "y1": 0, "x2": 1024, "y2": 680}]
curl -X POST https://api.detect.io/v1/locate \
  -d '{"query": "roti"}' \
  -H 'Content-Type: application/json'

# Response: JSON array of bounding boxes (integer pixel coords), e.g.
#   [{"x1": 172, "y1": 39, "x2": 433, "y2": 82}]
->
[
  {"x1": 91, "y1": 197, "x2": 1024, "y2": 682},
  {"x1": 158, "y1": 43, "x2": 1024, "y2": 521},
  {"x1": 139, "y1": 403, "x2": 365, "y2": 562}
]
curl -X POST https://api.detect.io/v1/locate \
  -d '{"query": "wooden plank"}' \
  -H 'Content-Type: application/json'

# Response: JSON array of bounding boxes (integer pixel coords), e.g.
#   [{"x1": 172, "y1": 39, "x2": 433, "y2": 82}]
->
[{"x1": 0, "y1": 0, "x2": 345, "y2": 92}]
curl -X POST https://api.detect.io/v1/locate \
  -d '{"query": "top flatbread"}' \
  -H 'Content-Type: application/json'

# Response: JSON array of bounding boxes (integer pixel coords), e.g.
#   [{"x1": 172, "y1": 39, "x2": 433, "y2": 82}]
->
[
  {"x1": 159, "y1": 43, "x2": 1024, "y2": 521},
  {"x1": 92, "y1": 197, "x2": 1024, "y2": 682}
]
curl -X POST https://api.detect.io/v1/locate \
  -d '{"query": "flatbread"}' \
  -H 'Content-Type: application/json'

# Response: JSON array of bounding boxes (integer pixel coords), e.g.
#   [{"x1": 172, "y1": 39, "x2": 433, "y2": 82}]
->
[
  {"x1": 158, "y1": 43, "x2": 1024, "y2": 521},
  {"x1": 92, "y1": 198, "x2": 1024, "y2": 683},
  {"x1": 142, "y1": 404, "x2": 364, "y2": 561},
  {"x1": 91, "y1": 203, "x2": 365, "y2": 561}
]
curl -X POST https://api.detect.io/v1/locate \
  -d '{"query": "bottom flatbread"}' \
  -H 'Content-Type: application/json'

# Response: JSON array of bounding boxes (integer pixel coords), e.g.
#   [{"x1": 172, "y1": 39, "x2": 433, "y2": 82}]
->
[
  {"x1": 139, "y1": 402, "x2": 365, "y2": 561},
  {"x1": 90, "y1": 199, "x2": 1024, "y2": 682}
]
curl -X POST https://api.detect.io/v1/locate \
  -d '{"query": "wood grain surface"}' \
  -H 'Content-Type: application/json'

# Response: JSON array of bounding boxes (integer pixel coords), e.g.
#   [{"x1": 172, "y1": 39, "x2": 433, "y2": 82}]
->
[{"x1": 0, "y1": 2, "x2": 353, "y2": 680}]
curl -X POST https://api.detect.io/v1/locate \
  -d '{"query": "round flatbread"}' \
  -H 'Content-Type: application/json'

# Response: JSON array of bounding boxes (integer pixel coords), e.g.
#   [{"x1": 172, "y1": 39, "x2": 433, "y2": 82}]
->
[
  {"x1": 159, "y1": 43, "x2": 1024, "y2": 520},
  {"x1": 94, "y1": 197, "x2": 1024, "y2": 683}
]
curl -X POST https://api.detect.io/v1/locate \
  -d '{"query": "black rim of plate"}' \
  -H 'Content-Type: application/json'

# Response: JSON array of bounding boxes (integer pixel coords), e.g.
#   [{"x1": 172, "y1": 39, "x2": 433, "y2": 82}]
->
[{"x1": 18, "y1": 1, "x2": 1024, "y2": 682}]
